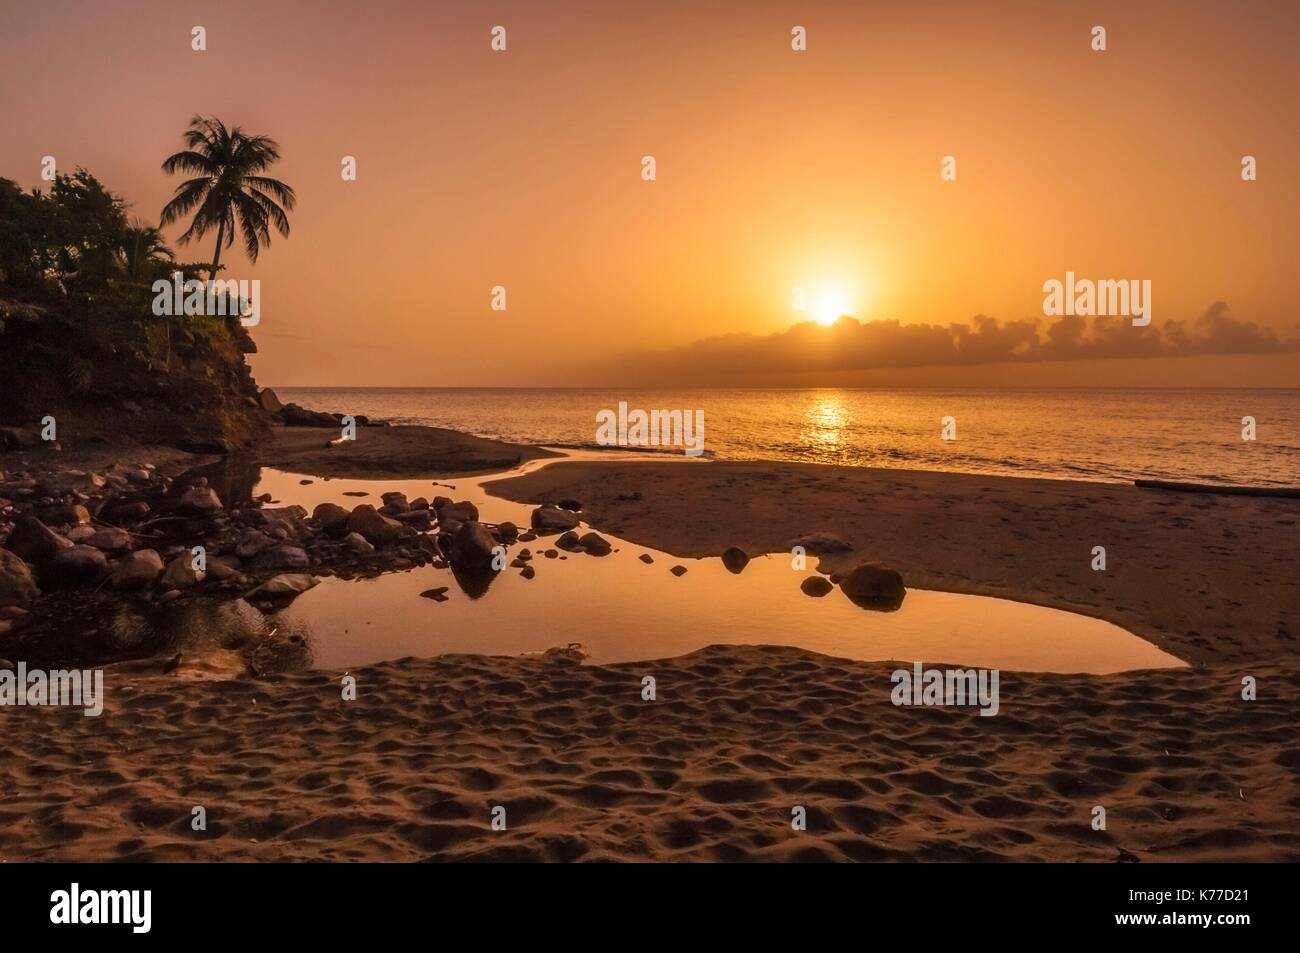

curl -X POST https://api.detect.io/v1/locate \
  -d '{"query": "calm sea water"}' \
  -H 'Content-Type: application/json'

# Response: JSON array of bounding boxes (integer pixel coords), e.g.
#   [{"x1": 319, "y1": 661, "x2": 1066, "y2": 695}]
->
[{"x1": 277, "y1": 387, "x2": 1300, "y2": 486}]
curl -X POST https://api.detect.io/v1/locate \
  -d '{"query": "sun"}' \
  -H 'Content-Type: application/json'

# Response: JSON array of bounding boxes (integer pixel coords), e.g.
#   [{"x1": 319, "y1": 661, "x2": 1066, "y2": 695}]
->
[{"x1": 811, "y1": 286, "x2": 852, "y2": 326}]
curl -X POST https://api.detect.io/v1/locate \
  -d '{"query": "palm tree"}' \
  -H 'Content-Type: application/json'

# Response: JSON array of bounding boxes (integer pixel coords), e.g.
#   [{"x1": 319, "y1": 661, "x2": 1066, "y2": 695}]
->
[
  {"x1": 159, "y1": 116, "x2": 296, "y2": 283},
  {"x1": 118, "y1": 218, "x2": 174, "y2": 283}
]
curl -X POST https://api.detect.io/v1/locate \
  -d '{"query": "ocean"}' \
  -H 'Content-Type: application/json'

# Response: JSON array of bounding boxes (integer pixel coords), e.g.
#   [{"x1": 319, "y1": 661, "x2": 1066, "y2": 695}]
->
[{"x1": 276, "y1": 387, "x2": 1300, "y2": 487}]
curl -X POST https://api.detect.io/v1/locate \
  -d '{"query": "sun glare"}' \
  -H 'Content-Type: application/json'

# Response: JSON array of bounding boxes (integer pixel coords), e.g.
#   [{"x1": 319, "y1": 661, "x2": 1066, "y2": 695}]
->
[{"x1": 811, "y1": 286, "x2": 851, "y2": 326}]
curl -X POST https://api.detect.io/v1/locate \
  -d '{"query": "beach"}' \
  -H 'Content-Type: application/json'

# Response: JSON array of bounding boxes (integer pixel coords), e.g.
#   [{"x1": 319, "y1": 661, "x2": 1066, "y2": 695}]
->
[{"x1": 2, "y1": 431, "x2": 1297, "y2": 862}]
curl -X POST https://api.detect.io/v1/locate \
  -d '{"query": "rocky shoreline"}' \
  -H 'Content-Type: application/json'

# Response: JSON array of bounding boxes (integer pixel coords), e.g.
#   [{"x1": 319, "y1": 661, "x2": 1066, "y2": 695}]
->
[{"x1": 0, "y1": 413, "x2": 562, "y2": 673}]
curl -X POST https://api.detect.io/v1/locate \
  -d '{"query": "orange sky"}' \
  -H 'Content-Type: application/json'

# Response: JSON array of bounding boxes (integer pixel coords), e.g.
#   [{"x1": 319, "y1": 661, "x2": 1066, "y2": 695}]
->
[{"x1": 3, "y1": 0, "x2": 1298, "y2": 386}]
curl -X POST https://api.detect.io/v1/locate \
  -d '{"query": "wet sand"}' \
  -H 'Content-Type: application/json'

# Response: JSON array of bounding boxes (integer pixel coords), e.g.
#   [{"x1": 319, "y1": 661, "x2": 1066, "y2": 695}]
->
[
  {"x1": 488, "y1": 460, "x2": 1300, "y2": 667},
  {"x1": 259, "y1": 425, "x2": 558, "y2": 480},
  {"x1": 3, "y1": 448, "x2": 1297, "y2": 861}
]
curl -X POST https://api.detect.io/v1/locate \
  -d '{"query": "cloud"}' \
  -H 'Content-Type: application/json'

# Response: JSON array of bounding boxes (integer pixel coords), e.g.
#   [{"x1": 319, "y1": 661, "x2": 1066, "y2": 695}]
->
[{"x1": 606, "y1": 303, "x2": 1296, "y2": 384}]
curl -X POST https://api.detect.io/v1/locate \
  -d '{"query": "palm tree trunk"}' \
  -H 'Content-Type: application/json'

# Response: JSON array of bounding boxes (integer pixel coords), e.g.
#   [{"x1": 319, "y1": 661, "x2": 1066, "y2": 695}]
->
[{"x1": 208, "y1": 219, "x2": 225, "y2": 285}]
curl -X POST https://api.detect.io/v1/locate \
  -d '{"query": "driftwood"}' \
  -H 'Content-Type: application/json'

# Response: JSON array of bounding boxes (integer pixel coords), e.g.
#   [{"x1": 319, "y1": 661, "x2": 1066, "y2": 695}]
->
[{"x1": 1134, "y1": 479, "x2": 1300, "y2": 499}]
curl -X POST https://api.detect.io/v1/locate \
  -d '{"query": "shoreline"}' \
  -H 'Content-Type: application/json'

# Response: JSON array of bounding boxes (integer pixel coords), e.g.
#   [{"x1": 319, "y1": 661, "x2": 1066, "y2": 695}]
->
[
  {"x1": 4, "y1": 422, "x2": 1298, "y2": 862},
  {"x1": 485, "y1": 458, "x2": 1300, "y2": 669}
]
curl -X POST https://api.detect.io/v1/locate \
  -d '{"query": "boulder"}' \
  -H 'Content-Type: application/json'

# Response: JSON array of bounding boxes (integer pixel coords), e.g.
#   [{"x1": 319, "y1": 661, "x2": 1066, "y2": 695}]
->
[
  {"x1": 839, "y1": 563, "x2": 906, "y2": 610},
  {"x1": 44, "y1": 545, "x2": 109, "y2": 586},
  {"x1": 177, "y1": 485, "x2": 223, "y2": 515},
  {"x1": 42, "y1": 503, "x2": 90, "y2": 527},
  {"x1": 252, "y1": 545, "x2": 311, "y2": 571},
  {"x1": 0, "y1": 549, "x2": 38, "y2": 607},
  {"x1": 449, "y1": 521, "x2": 497, "y2": 571},
  {"x1": 496, "y1": 521, "x2": 519, "y2": 540},
  {"x1": 235, "y1": 530, "x2": 274, "y2": 558},
  {"x1": 437, "y1": 500, "x2": 479, "y2": 525},
  {"x1": 343, "y1": 532, "x2": 375, "y2": 555},
  {"x1": 531, "y1": 504, "x2": 579, "y2": 532},
  {"x1": 245, "y1": 573, "x2": 318, "y2": 601},
  {"x1": 800, "y1": 576, "x2": 834, "y2": 598},
  {"x1": 160, "y1": 555, "x2": 201, "y2": 589},
  {"x1": 578, "y1": 532, "x2": 611, "y2": 556},
  {"x1": 108, "y1": 549, "x2": 164, "y2": 590},
  {"x1": 347, "y1": 504, "x2": 403, "y2": 545},
  {"x1": 556, "y1": 531, "x2": 580, "y2": 550},
  {"x1": 721, "y1": 547, "x2": 749, "y2": 574},
  {"x1": 277, "y1": 402, "x2": 339, "y2": 427},
  {"x1": 259, "y1": 388, "x2": 284, "y2": 413},
  {"x1": 85, "y1": 527, "x2": 134, "y2": 553},
  {"x1": 5, "y1": 516, "x2": 73, "y2": 563},
  {"x1": 312, "y1": 502, "x2": 351, "y2": 536}
]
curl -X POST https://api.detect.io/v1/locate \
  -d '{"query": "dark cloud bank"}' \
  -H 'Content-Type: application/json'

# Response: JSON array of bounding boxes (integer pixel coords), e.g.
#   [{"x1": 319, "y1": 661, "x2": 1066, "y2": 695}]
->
[{"x1": 606, "y1": 303, "x2": 1296, "y2": 385}]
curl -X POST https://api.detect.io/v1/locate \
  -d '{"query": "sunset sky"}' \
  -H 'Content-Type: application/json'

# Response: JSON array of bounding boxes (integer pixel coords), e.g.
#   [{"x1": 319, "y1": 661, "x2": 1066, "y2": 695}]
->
[{"x1": 3, "y1": 0, "x2": 1298, "y2": 386}]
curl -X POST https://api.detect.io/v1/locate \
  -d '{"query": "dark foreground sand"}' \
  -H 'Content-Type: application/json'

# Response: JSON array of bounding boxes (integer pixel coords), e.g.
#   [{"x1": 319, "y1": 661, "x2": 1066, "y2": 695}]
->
[
  {"x1": 3, "y1": 449, "x2": 1297, "y2": 861},
  {"x1": 2, "y1": 648, "x2": 1296, "y2": 861}
]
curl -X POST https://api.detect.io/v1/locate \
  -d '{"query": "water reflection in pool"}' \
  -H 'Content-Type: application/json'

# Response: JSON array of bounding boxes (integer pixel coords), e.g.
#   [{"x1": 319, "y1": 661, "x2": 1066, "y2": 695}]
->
[{"x1": 212, "y1": 453, "x2": 1185, "y2": 675}]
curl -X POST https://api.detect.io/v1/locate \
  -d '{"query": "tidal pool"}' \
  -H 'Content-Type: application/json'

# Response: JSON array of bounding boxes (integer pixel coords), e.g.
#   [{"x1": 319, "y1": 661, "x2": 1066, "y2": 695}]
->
[{"x1": 199, "y1": 451, "x2": 1185, "y2": 675}]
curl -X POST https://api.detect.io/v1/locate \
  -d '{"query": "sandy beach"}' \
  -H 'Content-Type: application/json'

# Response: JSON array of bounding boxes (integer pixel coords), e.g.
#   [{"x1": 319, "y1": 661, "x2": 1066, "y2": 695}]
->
[{"x1": 3, "y1": 441, "x2": 1297, "y2": 862}]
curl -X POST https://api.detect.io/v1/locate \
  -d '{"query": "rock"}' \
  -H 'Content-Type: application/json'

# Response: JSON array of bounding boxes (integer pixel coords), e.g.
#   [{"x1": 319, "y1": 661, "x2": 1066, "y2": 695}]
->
[
  {"x1": 235, "y1": 530, "x2": 274, "y2": 558},
  {"x1": 638, "y1": 553, "x2": 654, "y2": 564},
  {"x1": 437, "y1": 500, "x2": 479, "y2": 525},
  {"x1": 161, "y1": 555, "x2": 200, "y2": 589},
  {"x1": 558, "y1": 498, "x2": 582, "y2": 512},
  {"x1": 259, "y1": 388, "x2": 284, "y2": 413},
  {"x1": 531, "y1": 504, "x2": 580, "y2": 532},
  {"x1": 102, "y1": 499, "x2": 151, "y2": 522},
  {"x1": 0, "y1": 549, "x2": 38, "y2": 607},
  {"x1": 380, "y1": 491, "x2": 408, "y2": 509},
  {"x1": 800, "y1": 576, "x2": 834, "y2": 597},
  {"x1": 312, "y1": 502, "x2": 350, "y2": 536},
  {"x1": 520, "y1": 565, "x2": 536, "y2": 579},
  {"x1": 343, "y1": 532, "x2": 375, "y2": 555},
  {"x1": 252, "y1": 545, "x2": 311, "y2": 571},
  {"x1": 5, "y1": 516, "x2": 73, "y2": 563},
  {"x1": 42, "y1": 503, "x2": 90, "y2": 527},
  {"x1": 109, "y1": 549, "x2": 164, "y2": 590},
  {"x1": 43, "y1": 545, "x2": 109, "y2": 586},
  {"x1": 66, "y1": 525, "x2": 95, "y2": 542},
  {"x1": 177, "y1": 485, "x2": 223, "y2": 515},
  {"x1": 277, "y1": 402, "x2": 338, "y2": 427},
  {"x1": 246, "y1": 573, "x2": 318, "y2": 601},
  {"x1": 394, "y1": 509, "x2": 432, "y2": 529},
  {"x1": 49, "y1": 470, "x2": 106, "y2": 493},
  {"x1": 670, "y1": 565, "x2": 688, "y2": 576},
  {"x1": 496, "y1": 521, "x2": 519, "y2": 540},
  {"x1": 419, "y1": 587, "x2": 449, "y2": 602},
  {"x1": 578, "y1": 532, "x2": 611, "y2": 555},
  {"x1": 85, "y1": 527, "x2": 134, "y2": 553},
  {"x1": 788, "y1": 533, "x2": 853, "y2": 554},
  {"x1": 721, "y1": 547, "x2": 749, "y2": 574},
  {"x1": 556, "y1": 530, "x2": 580, "y2": 550},
  {"x1": 0, "y1": 426, "x2": 41, "y2": 450},
  {"x1": 449, "y1": 521, "x2": 496, "y2": 570},
  {"x1": 839, "y1": 563, "x2": 906, "y2": 610},
  {"x1": 347, "y1": 504, "x2": 403, "y2": 545}
]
